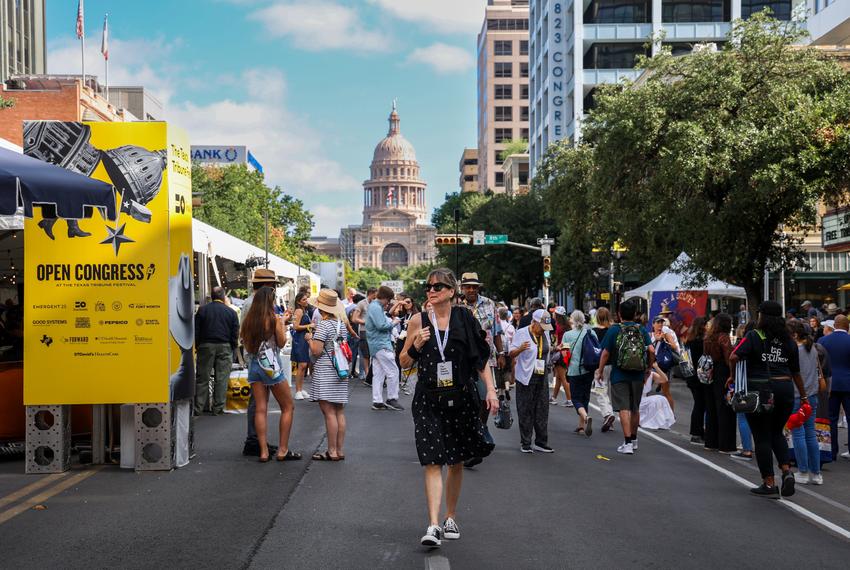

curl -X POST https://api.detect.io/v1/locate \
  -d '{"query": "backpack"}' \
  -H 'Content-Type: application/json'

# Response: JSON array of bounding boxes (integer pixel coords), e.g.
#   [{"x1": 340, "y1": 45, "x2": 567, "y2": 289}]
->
[
  {"x1": 696, "y1": 353, "x2": 714, "y2": 384},
  {"x1": 257, "y1": 338, "x2": 283, "y2": 380},
  {"x1": 615, "y1": 324, "x2": 647, "y2": 371},
  {"x1": 579, "y1": 329, "x2": 602, "y2": 371}
]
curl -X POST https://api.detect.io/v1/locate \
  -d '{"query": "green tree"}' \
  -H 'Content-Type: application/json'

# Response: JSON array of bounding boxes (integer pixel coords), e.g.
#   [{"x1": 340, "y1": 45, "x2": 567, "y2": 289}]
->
[
  {"x1": 499, "y1": 138, "x2": 529, "y2": 161},
  {"x1": 537, "y1": 13, "x2": 850, "y2": 307},
  {"x1": 431, "y1": 191, "x2": 490, "y2": 232},
  {"x1": 347, "y1": 266, "x2": 391, "y2": 292},
  {"x1": 0, "y1": 95, "x2": 14, "y2": 109}
]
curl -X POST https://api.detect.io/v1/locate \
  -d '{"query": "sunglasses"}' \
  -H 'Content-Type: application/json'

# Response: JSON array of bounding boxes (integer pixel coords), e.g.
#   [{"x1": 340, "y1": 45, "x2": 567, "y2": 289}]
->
[{"x1": 424, "y1": 283, "x2": 452, "y2": 292}]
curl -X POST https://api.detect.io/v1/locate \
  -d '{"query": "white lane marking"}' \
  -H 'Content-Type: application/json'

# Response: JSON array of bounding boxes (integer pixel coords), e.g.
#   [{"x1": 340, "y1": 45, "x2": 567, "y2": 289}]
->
[
  {"x1": 589, "y1": 404, "x2": 850, "y2": 541},
  {"x1": 425, "y1": 554, "x2": 451, "y2": 570}
]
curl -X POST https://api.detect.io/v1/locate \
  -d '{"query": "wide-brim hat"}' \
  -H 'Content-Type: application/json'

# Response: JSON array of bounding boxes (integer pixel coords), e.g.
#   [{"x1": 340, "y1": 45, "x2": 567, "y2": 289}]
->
[
  {"x1": 827, "y1": 303, "x2": 839, "y2": 313},
  {"x1": 251, "y1": 268, "x2": 278, "y2": 284},
  {"x1": 169, "y1": 253, "x2": 195, "y2": 351},
  {"x1": 309, "y1": 289, "x2": 347, "y2": 322},
  {"x1": 460, "y1": 272, "x2": 483, "y2": 287}
]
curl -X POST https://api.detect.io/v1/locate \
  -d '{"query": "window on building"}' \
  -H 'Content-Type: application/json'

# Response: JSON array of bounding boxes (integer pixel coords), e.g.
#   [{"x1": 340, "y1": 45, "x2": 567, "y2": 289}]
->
[
  {"x1": 495, "y1": 128, "x2": 513, "y2": 143},
  {"x1": 520, "y1": 84, "x2": 529, "y2": 100},
  {"x1": 495, "y1": 151, "x2": 505, "y2": 165},
  {"x1": 584, "y1": 0, "x2": 651, "y2": 24},
  {"x1": 520, "y1": 40, "x2": 529, "y2": 55},
  {"x1": 520, "y1": 62, "x2": 529, "y2": 78},
  {"x1": 663, "y1": 42, "x2": 697, "y2": 56},
  {"x1": 741, "y1": 0, "x2": 791, "y2": 19},
  {"x1": 494, "y1": 40, "x2": 513, "y2": 56},
  {"x1": 495, "y1": 106, "x2": 513, "y2": 122},
  {"x1": 495, "y1": 84, "x2": 513, "y2": 99},
  {"x1": 520, "y1": 106, "x2": 529, "y2": 122},
  {"x1": 583, "y1": 43, "x2": 649, "y2": 69},
  {"x1": 495, "y1": 62, "x2": 513, "y2": 78},
  {"x1": 521, "y1": 128, "x2": 529, "y2": 140},
  {"x1": 495, "y1": 172, "x2": 505, "y2": 186},
  {"x1": 661, "y1": 0, "x2": 730, "y2": 22},
  {"x1": 487, "y1": 19, "x2": 530, "y2": 31},
  {"x1": 584, "y1": 88, "x2": 598, "y2": 112}
]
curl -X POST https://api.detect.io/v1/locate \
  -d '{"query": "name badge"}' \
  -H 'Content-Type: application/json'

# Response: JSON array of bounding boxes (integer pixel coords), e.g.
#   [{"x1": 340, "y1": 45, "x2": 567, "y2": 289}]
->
[
  {"x1": 534, "y1": 358, "x2": 546, "y2": 376},
  {"x1": 437, "y1": 361, "x2": 454, "y2": 388}
]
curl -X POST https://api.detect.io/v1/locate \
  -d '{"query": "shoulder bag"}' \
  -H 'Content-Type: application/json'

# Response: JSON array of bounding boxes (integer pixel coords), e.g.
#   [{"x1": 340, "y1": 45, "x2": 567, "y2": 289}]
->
[{"x1": 324, "y1": 321, "x2": 351, "y2": 380}]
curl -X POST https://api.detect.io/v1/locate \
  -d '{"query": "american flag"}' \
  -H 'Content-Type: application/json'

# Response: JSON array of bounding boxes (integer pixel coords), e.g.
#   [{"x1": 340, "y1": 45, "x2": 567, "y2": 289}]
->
[
  {"x1": 101, "y1": 14, "x2": 108, "y2": 60},
  {"x1": 76, "y1": 0, "x2": 84, "y2": 39},
  {"x1": 386, "y1": 187, "x2": 394, "y2": 207}
]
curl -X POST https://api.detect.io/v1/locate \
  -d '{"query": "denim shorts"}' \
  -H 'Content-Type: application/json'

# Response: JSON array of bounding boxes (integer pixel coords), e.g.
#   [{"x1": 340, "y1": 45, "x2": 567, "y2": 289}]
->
[{"x1": 248, "y1": 358, "x2": 286, "y2": 387}]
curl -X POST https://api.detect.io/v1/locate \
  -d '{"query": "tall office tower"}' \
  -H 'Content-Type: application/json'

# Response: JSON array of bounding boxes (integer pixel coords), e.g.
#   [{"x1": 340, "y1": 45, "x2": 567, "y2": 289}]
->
[
  {"x1": 528, "y1": 0, "x2": 795, "y2": 177},
  {"x1": 477, "y1": 0, "x2": 530, "y2": 194},
  {"x1": 0, "y1": 0, "x2": 46, "y2": 84}
]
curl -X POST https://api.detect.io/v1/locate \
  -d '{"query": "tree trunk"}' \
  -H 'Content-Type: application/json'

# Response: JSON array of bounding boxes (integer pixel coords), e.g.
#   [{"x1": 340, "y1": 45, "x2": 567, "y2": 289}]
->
[{"x1": 743, "y1": 280, "x2": 762, "y2": 321}]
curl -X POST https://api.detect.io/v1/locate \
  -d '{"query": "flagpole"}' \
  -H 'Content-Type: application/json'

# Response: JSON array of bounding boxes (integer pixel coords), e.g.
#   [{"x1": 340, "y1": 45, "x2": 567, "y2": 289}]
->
[
  {"x1": 81, "y1": 34, "x2": 86, "y2": 90},
  {"x1": 103, "y1": 13, "x2": 109, "y2": 102}
]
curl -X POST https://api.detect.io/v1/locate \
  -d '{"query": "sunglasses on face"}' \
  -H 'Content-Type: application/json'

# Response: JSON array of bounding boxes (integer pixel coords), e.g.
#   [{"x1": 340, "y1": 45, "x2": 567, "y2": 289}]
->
[{"x1": 424, "y1": 283, "x2": 452, "y2": 292}]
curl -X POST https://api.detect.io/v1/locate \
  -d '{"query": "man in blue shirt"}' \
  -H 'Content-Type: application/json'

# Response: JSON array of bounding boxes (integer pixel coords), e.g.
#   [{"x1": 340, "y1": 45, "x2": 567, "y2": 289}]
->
[
  {"x1": 595, "y1": 300, "x2": 654, "y2": 455},
  {"x1": 818, "y1": 314, "x2": 850, "y2": 460},
  {"x1": 366, "y1": 286, "x2": 403, "y2": 411}
]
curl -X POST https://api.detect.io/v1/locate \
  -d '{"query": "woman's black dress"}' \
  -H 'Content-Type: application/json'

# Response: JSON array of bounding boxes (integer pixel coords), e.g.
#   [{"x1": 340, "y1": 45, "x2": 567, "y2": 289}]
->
[{"x1": 412, "y1": 306, "x2": 494, "y2": 466}]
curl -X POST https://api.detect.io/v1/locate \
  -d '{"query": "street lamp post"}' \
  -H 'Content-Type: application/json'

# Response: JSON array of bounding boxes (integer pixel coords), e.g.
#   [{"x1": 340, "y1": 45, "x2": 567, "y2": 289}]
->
[{"x1": 454, "y1": 208, "x2": 460, "y2": 278}]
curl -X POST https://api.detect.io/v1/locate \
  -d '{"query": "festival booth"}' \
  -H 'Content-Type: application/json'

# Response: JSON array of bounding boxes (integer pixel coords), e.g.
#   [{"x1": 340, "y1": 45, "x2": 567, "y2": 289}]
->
[{"x1": 624, "y1": 252, "x2": 747, "y2": 339}]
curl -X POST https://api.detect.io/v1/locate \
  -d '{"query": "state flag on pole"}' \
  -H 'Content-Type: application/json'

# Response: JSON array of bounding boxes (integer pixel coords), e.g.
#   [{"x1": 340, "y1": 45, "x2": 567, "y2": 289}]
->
[
  {"x1": 387, "y1": 187, "x2": 394, "y2": 207},
  {"x1": 76, "y1": 0, "x2": 84, "y2": 39},
  {"x1": 101, "y1": 14, "x2": 108, "y2": 60}
]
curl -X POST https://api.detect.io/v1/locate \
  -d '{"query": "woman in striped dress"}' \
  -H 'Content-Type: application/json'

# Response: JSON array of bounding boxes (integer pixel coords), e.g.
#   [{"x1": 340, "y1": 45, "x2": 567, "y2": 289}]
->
[{"x1": 309, "y1": 289, "x2": 351, "y2": 461}]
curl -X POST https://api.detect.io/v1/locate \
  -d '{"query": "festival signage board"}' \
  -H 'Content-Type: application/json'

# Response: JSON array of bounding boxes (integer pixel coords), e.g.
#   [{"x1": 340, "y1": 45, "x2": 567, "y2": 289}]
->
[
  {"x1": 23, "y1": 121, "x2": 194, "y2": 405},
  {"x1": 649, "y1": 290, "x2": 708, "y2": 341}
]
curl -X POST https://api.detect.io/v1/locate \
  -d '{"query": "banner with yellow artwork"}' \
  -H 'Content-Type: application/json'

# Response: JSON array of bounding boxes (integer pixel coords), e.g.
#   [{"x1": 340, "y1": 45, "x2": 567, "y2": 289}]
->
[{"x1": 22, "y1": 121, "x2": 193, "y2": 405}]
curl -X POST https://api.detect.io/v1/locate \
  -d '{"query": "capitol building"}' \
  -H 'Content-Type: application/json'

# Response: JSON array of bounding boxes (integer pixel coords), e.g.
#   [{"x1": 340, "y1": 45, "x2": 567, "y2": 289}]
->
[{"x1": 339, "y1": 104, "x2": 437, "y2": 271}]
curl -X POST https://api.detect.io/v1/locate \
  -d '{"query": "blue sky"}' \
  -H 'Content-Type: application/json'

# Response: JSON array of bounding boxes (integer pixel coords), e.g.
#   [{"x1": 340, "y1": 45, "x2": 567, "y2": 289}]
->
[{"x1": 45, "y1": 0, "x2": 485, "y2": 235}]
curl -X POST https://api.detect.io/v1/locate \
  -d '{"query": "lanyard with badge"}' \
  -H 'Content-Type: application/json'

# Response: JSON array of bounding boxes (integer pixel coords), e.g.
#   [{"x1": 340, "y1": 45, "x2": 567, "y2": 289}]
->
[
  {"x1": 430, "y1": 310, "x2": 454, "y2": 388},
  {"x1": 533, "y1": 333, "x2": 546, "y2": 376}
]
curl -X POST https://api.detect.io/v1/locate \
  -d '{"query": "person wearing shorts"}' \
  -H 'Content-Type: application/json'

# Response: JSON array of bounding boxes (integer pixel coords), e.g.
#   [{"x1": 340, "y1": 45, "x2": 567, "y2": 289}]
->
[{"x1": 595, "y1": 300, "x2": 653, "y2": 455}]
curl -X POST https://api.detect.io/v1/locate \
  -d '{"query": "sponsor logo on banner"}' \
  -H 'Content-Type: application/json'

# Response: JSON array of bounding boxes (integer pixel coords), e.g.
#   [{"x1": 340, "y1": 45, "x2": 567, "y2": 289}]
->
[
  {"x1": 129, "y1": 303, "x2": 162, "y2": 309},
  {"x1": 134, "y1": 335, "x2": 154, "y2": 344},
  {"x1": 39, "y1": 334, "x2": 53, "y2": 347},
  {"x1": 63, "y1": 336, "x2": 89, "y2": 345},
  {"x1": 74, "y1": 301, "x2": 87, "y2": 310},
  {"x1": 75, "y1": 317, "x2": 91, "y2": 329},
  {"x1": 95, "y1": 335, "x2": 128, "y2": 345},
  {"x1": 112, "y1": 301, "x2": 123, "y2": 311},
  {"x1": 33, "y1": 304, "x2": 67, "y2": 310},
  {"x1": 31, "y1": 319, "x2": 68, "y2": 326},
  {"x1": 99, "y1": 320, "x2": 128, "y2": 326},
  {"x1": 95, "y1": 301, "x2": 106, "y2": 312}
]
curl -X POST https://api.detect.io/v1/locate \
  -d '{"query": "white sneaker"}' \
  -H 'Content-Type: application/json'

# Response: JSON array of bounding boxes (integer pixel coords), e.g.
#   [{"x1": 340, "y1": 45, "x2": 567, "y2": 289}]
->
[
  {"x1": 294, "y1": 391, "x2": 305, "y2": 400},
  {"x1": 632, "y1": 439, "x2": 638, "y2": 451},
  {"x1": 810, "y1": 473, "x2": 824, "y2": 485},
  {"x1": 794, "y1": 472, "x2": 809, "y2": 484},
  {"x1": 549, "y1": 397, "x2": 558, "y2": 405},
  {"x1": 442, "y1": 517, "x2": 460, "y2": 540},
  {"x1": 841, "y1": 451, "x2": 850, "y2": 460},
  {"x1": 421, "y1": 525, "x2": 442, "y2": 547},
  {"x1": 617, "y1": 442, "x2": 634, "y2": 455}
]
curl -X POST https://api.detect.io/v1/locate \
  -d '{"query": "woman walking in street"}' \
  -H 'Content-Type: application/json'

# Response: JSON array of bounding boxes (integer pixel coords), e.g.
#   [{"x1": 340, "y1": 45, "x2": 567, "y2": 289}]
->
[
  {"x1": 550, "y1": 308, "x2": 573, "y2": 407},
  {"x1": 730, "y1": 301, "x2": 807, "y2": 498},
  {"x1": 703, "y1": 313, "x2": 737, "y2": 453},
  {"x1": 241, "y1": 287, "x2": 302, "y2": 463},
  {"x1": 399, "y1": 268, "x2": 498, "y2": 548},
  {"x1": 291, "y1": 291, "x2": 313, "y2": 400},
  {"x1": 787, "y1": 319, "x2": 823, "y2": 485},
  {"x1": 308, "y1": 289, "x2": 351, "y2": 461},
  {"x1": 683, "y1": 317, "x2": 707, "y2": 444},
  {"x1": 561, "y1": 310, "x2": 597, "y2": 436}
]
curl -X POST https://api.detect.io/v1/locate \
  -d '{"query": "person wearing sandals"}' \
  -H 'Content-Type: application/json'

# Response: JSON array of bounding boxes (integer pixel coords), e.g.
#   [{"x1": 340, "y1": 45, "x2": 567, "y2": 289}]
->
[
  {"x1": 560, "y1": 310, "x2": 597, "y2": 437},
  {"x1": 730, "y1": 301, "x2": 807, "y2": 498},
  {"x1": 309, "y1": 289, "x2": 351, "y2": 462},
  {"x1": 399, "y1": 268, "x2": 498, "y2": 548},
  {"x1": 240, "y1": 287, "x2": 302, "y2": 463}
]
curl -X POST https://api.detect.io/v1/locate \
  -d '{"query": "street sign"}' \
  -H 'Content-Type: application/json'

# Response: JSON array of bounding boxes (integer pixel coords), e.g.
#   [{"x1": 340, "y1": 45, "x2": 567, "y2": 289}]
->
[
  {"x1": 484, "y1": 234, "x2": 508, "y2": 244},
  {"x1": 537, "y1": 236, "x2": 555, "y2": 246},
  {"x1": 473, "y1": 230, "x2": 485, "y2": 246},
  {"x1": 541, "y1": 244, "x2": 551, "y2": 257},
  {"x1": 381, "y1": 280, "x2": 404, "y2": 294},
  {"x1": 600, "y1": 292, "x2": 611, "y2": 301}
]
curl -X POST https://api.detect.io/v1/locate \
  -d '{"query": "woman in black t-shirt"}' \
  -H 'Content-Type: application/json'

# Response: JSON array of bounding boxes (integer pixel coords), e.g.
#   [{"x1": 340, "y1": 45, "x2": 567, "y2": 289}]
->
[
  {"x1": 683, "y1": 317, "x2": 707, "y2": 444},
  {"x1": 730, "y1": 301, "x2": 807, "y2": 499}
]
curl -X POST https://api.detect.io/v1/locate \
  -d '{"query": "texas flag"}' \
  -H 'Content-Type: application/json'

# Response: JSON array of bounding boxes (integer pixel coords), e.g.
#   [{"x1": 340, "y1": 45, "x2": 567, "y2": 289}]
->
[
  {"x1": 101, "y1": 14, "x2": 108, "y2": 60},
  {"x1": 387, "y1": 187, "x2": 395, "y2": 207}
]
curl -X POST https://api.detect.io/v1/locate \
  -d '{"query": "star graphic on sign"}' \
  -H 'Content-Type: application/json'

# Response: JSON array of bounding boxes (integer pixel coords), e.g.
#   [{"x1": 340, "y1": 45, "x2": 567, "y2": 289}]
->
[
  {"x1": 100, "y1": 223, "x2": 135, "y2": 255},
  {"x1": 123, "y1": 200, "x2": 131, "y2": 209}
]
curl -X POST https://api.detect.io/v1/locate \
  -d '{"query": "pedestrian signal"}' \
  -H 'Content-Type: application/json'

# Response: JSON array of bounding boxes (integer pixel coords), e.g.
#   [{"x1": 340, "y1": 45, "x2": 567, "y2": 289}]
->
[
  {"x1": 543, "y1": 256, "x2": 551, "y2": 278},
  {"x1": 434, "y1": 234, "x2": 472, "y2": 246}
]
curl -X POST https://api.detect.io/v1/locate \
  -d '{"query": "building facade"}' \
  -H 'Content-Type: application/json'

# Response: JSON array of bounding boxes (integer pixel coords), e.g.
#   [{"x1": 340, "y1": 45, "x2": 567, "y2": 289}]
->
[
  {"x1": 528, "y1": 0, "x2": 796, "y2": 177},
  {"x1": 502, "y1": 152, "x2": 530, "y2": 196},
  {"x1": 0, "y1": 0, "x2": 45, "y2": 85},
  {"x1": 107, "y1": 86, "x2": 164, "y2": 121},
  {"x1": 340, "y1": 104, "x2": 437, "y2": 271},
  {"x1": 805, "y1": 0, "x2": 850, "y2": 45},
  {"x1": 459, "y1": 147, "x2": 479, "y2": 193},
  {"x1": 477, "y1": 0, "x2": 530, "y2": 194}
]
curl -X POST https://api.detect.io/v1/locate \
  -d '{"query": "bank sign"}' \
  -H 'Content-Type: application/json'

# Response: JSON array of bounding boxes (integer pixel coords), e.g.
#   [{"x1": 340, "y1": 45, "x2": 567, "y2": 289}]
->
[
  {"x1": 822, "y1": 207, "x2": 850, "y2": 252},
  {"x1": 191, "y1": 145, "x2": 247, "y2": 165}
]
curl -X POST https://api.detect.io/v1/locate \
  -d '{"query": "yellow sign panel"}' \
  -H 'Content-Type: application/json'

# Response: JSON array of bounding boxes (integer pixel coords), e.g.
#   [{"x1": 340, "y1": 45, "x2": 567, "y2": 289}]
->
[{"x1": 23, "y1": 122, "x2": 193, "y2": 405}]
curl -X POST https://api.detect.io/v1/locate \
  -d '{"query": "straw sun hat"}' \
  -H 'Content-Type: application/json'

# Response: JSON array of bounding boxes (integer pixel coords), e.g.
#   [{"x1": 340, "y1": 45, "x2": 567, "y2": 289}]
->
[{"x1": 309, "y1": 289, "x2": 347, "y2": 321}]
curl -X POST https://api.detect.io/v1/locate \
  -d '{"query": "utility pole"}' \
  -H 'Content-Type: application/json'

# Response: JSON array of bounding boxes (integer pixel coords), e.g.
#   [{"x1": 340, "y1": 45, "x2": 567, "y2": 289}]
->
[{"x1": 264, "y1": 202, "x2": 269, "y2": 268}]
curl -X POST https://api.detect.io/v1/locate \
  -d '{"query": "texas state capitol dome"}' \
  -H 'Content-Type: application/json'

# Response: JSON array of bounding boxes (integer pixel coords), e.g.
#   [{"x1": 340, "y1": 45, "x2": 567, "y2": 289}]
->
[{"x1": 340, "y1": 103, "x2": 437, "y2": 272}]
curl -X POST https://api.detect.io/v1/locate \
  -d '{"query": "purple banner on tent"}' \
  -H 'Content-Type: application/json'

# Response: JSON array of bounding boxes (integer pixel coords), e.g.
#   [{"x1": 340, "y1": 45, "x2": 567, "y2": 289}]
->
[{"x1": 650, "y1": 290, "x2": 708, "y2": 341}]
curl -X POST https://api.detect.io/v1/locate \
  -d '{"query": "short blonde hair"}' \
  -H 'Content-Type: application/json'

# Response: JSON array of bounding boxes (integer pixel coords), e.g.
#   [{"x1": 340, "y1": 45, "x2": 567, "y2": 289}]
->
[{"x1": 570, "y1": 310, "x2": 585, "y2": 327}]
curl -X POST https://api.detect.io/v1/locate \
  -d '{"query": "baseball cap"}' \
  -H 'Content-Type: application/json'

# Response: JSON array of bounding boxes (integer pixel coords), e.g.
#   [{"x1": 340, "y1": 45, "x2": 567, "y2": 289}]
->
[
  {"x1": 553, "y1": 306, "x2": 567, "y2": 316},
  {"x1": 822, "y1": 320, "x2": 835, "y2": 329},
  {"x1": 532, "y1": 309, "x2": 553, "y2": 331}
]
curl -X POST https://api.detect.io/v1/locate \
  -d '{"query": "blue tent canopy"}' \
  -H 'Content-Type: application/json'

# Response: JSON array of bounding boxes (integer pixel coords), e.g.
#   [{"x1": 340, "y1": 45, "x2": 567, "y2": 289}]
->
[{"x1": 0, "y1": 147, "x2": 117, "y2": 221}]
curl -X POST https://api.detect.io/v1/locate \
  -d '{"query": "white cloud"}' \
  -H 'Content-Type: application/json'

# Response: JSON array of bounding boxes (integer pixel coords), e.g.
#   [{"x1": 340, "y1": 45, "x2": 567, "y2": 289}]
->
[
  {"x1": 311, "y1": 204, "x2": 360, "y2": 236},
  {"x1": 369, "y1": 0, "x2": 484, "y2": 35},
  {"x1": 407, "y1": 43, "x2": 474, "y2": 74},
  {"x1": 248, "y1": 1, "x2": 390, "y2": 52}
]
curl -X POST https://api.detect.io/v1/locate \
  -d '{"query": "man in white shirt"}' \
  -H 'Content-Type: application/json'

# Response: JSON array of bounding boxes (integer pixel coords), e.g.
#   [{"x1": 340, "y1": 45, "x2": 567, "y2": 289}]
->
[{"x1": 509, "y1": 309, "x2": 554, "y2": 454}]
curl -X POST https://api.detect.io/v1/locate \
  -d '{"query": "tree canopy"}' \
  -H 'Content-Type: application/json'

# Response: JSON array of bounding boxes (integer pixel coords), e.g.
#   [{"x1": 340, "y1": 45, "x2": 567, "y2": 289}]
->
[{"x1": 535, "y1": 14, "x2": 850, "y2": 306}]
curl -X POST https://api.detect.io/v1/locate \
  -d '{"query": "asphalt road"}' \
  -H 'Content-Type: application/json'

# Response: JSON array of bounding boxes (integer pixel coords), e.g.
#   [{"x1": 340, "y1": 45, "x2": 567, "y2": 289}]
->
[{"x1": 1, "y1": 377, "x2": 848, "y2": 569}]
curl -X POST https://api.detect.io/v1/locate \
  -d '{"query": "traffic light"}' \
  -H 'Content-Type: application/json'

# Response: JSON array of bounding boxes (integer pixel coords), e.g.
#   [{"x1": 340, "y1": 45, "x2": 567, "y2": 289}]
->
[
  {"x1": 543, "y1": 256, "x2": 551, "y2": 278},
  {"x1": 435, "y1": 234, "x2": 472, "y2": 246}
]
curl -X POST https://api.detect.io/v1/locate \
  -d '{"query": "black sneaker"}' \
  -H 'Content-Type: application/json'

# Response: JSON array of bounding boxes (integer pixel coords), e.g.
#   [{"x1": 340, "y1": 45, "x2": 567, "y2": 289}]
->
[
  {"x1": 520, "y1": 445, "x2": 533, "y2": 453},
  {"x1": 371, "y1": 402, "x2": 387, "y2": 411},
  {"x1": 533, "y1": 443, "x2": 554, "y2": 453},
  {"x1": 463, "y1": 456, "x2": 483, "y2": 469},
  {"x1": 385, "y1": 399, "x2": 405, "y2": 411},
  {"x1": 442, "y1": 517, "x2": 460, "y2": 540},
  {"x1": 421, "y1": 525, "x2": 442, "y2": 547},
  {"x1": 601, "y1": 415, "x2": 615, "y2": 432},
  {"x1": 781, "y1": 471, "x2": 796, "y2": 497},
  {"x1": 750, "y1": 484, "x2": 780, "y2": 499},
  {"x1": 584, "y1": 417, "x2": 593, "y2": 438},
  {"x1": 690, "y1": 436, "x2": 705, "y2": 445}
]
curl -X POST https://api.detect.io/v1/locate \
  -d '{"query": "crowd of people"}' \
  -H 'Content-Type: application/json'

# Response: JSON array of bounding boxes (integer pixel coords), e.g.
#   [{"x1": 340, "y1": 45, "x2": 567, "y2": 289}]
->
[{"x1": 190, "y1": 268, "x2": 850, "y2": 546}]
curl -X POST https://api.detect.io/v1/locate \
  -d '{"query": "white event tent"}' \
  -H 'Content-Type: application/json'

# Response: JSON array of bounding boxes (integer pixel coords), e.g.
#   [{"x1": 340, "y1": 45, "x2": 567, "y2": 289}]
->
[{"x1": 624, "y1": 252, "x2": 747, "y2": 300}]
